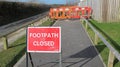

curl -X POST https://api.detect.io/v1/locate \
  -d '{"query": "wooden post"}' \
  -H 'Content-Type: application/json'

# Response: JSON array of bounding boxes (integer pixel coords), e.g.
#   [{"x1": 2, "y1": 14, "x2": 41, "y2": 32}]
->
[
  {"x1": 2, "y1": 36, "x2": 8, "y2": 50},
  {"x1": 94, "y1": 33, "x2": 98, "y2": 45},
  {"x1": 108, "y1": 50, "x2": 115, "y2": 67}
]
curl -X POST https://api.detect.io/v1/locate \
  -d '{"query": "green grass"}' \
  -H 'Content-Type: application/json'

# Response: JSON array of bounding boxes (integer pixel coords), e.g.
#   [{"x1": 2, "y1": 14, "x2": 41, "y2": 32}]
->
[
  {"x1": 90, "y1": 20, "x2": 120, "y2": 53},
  {"x1": 0, "y1": 36, "x2": 26, "y2": 67},
  {"x1": 83, "y1": 20, "x2": 120, "y2": 67},
  {"x1": 0, "y1": 19, "x2": 54, "y2": 67},
  {"x1": 40, "y1": 19, "x2": 55, "y2": 26},
  {"x1": 83, "y1": 22, "x2": 109, "y2": 66},
  {"x1": 90, "y1": 20, "x2": 120, "y2": 46}
]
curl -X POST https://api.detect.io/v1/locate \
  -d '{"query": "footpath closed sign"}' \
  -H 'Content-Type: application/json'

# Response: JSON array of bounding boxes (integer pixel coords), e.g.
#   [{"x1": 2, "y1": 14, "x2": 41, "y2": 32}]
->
[{"x1": 27, "y1": 27, "x2": 61, "y2": 53}]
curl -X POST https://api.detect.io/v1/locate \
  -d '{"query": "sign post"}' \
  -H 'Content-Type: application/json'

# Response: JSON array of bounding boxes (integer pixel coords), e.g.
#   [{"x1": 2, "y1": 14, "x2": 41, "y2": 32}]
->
[{"x1": 27, "y1": 27, "x2": 61, "y2": 67}]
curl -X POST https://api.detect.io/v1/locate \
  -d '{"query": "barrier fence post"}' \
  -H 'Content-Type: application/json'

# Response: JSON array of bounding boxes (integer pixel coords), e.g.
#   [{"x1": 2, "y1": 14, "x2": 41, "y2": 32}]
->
[
  {"x1": 108, "y1": 50, "x2": 115, "y2": 67},
  {"x1": 2, "y1": 36, "x2": 8, "y2": 50},
  {"x1": 94, "y1": 33, "x2": 98, "y2": 45}
]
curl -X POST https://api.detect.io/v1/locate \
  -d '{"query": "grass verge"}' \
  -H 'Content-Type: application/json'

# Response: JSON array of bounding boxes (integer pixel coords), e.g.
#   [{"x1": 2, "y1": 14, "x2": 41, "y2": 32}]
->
[
  {"x1": 0, "y1": 19, "x2": 54, "y2": 67},
  {"x1": 83, "y1": 19, "x2": 120, "y2": 67},
  {"x1": 40, "y1": 19, "x2": 55, "y2": 26},
  {"x1": 0, "y1": 36, "x2": 26, "y2": 67}
]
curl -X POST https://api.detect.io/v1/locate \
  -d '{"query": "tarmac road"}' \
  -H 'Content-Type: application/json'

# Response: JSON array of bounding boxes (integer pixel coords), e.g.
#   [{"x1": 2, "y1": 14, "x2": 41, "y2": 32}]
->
[{"x1": 17, "y1": 19, "x2": 104, "y2": 67}]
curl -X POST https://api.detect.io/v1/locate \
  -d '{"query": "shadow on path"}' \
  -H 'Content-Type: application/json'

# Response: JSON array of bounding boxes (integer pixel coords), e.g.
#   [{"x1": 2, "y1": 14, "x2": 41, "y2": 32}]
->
[{"x1": 37, "y1": 46, "x2": 101, "y2": 67}]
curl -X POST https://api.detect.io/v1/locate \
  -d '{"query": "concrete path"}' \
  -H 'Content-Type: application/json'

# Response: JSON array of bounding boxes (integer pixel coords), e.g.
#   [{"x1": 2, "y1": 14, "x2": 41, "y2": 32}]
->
[{"x1": 16, "y1": 19, "x2": 104, "y2": 67}]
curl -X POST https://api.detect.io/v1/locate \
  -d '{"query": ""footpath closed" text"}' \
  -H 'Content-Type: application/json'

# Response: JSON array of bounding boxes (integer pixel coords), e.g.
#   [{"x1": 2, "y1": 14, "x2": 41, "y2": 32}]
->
[{"x1": 29, "y1": 33, "x2": 58, "y2": 47}]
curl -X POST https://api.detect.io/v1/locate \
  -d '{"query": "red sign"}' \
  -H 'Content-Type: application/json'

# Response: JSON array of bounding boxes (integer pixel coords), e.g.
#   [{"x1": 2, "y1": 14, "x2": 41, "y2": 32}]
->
[{"x1": 27, "y1": 27, "x2": 61, "y2": 53}]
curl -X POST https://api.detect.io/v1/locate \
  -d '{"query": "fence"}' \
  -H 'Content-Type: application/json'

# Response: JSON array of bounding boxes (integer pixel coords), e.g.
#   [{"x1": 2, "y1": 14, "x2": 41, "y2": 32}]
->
[
  {"x1": 0, "y1": 12, "x2": 49, "y2": 51},
  {"x1": 81, "y1": 17, "x2": 120, "y2": 67},
  {"x1": 79, "y1": 0, "x2": 120, "y2": 22}
]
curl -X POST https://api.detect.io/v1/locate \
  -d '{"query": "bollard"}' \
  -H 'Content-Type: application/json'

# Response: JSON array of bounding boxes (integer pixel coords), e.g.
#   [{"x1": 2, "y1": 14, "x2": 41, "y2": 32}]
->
[
  {"x1": 108, "y1": 50, "x2": 115, "y2": 67},
  {"x1": 2, "y1": 36, "x2": 8, "y2": 50}
]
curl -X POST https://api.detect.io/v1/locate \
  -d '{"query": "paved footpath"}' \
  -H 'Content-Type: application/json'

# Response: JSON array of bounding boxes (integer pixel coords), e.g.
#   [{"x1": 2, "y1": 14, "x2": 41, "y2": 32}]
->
[{"x1": 17, "y1": 19, "x2": 104, "y2": 67}]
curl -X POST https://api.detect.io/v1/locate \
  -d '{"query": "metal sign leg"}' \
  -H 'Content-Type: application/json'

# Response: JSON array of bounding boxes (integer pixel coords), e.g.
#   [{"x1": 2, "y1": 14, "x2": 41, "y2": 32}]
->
[
  {"x1": 59, "y1": 51, "x2": 62, "y2": 67},
  {"x1": 29, "y1": 53, "x2": 34, "y2": 67},
  {"x1": 26, "y1": 52, "x2": 28, "y2": 67}
]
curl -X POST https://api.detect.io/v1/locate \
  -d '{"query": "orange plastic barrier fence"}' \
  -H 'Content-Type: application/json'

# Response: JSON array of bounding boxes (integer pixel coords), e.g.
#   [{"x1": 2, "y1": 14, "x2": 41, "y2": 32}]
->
[{"x1": 49, "y1": 6, "x2": 92, "y2": 19}]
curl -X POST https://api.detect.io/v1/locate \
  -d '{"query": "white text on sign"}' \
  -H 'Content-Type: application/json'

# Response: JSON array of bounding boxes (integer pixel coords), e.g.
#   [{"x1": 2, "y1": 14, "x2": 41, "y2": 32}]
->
[
  {"x1": 30, "y1": 33, "x2": 58, "y2": 47},
  {"x1": 30, "y1": 33, "x2": 58, "y2": 38}
]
